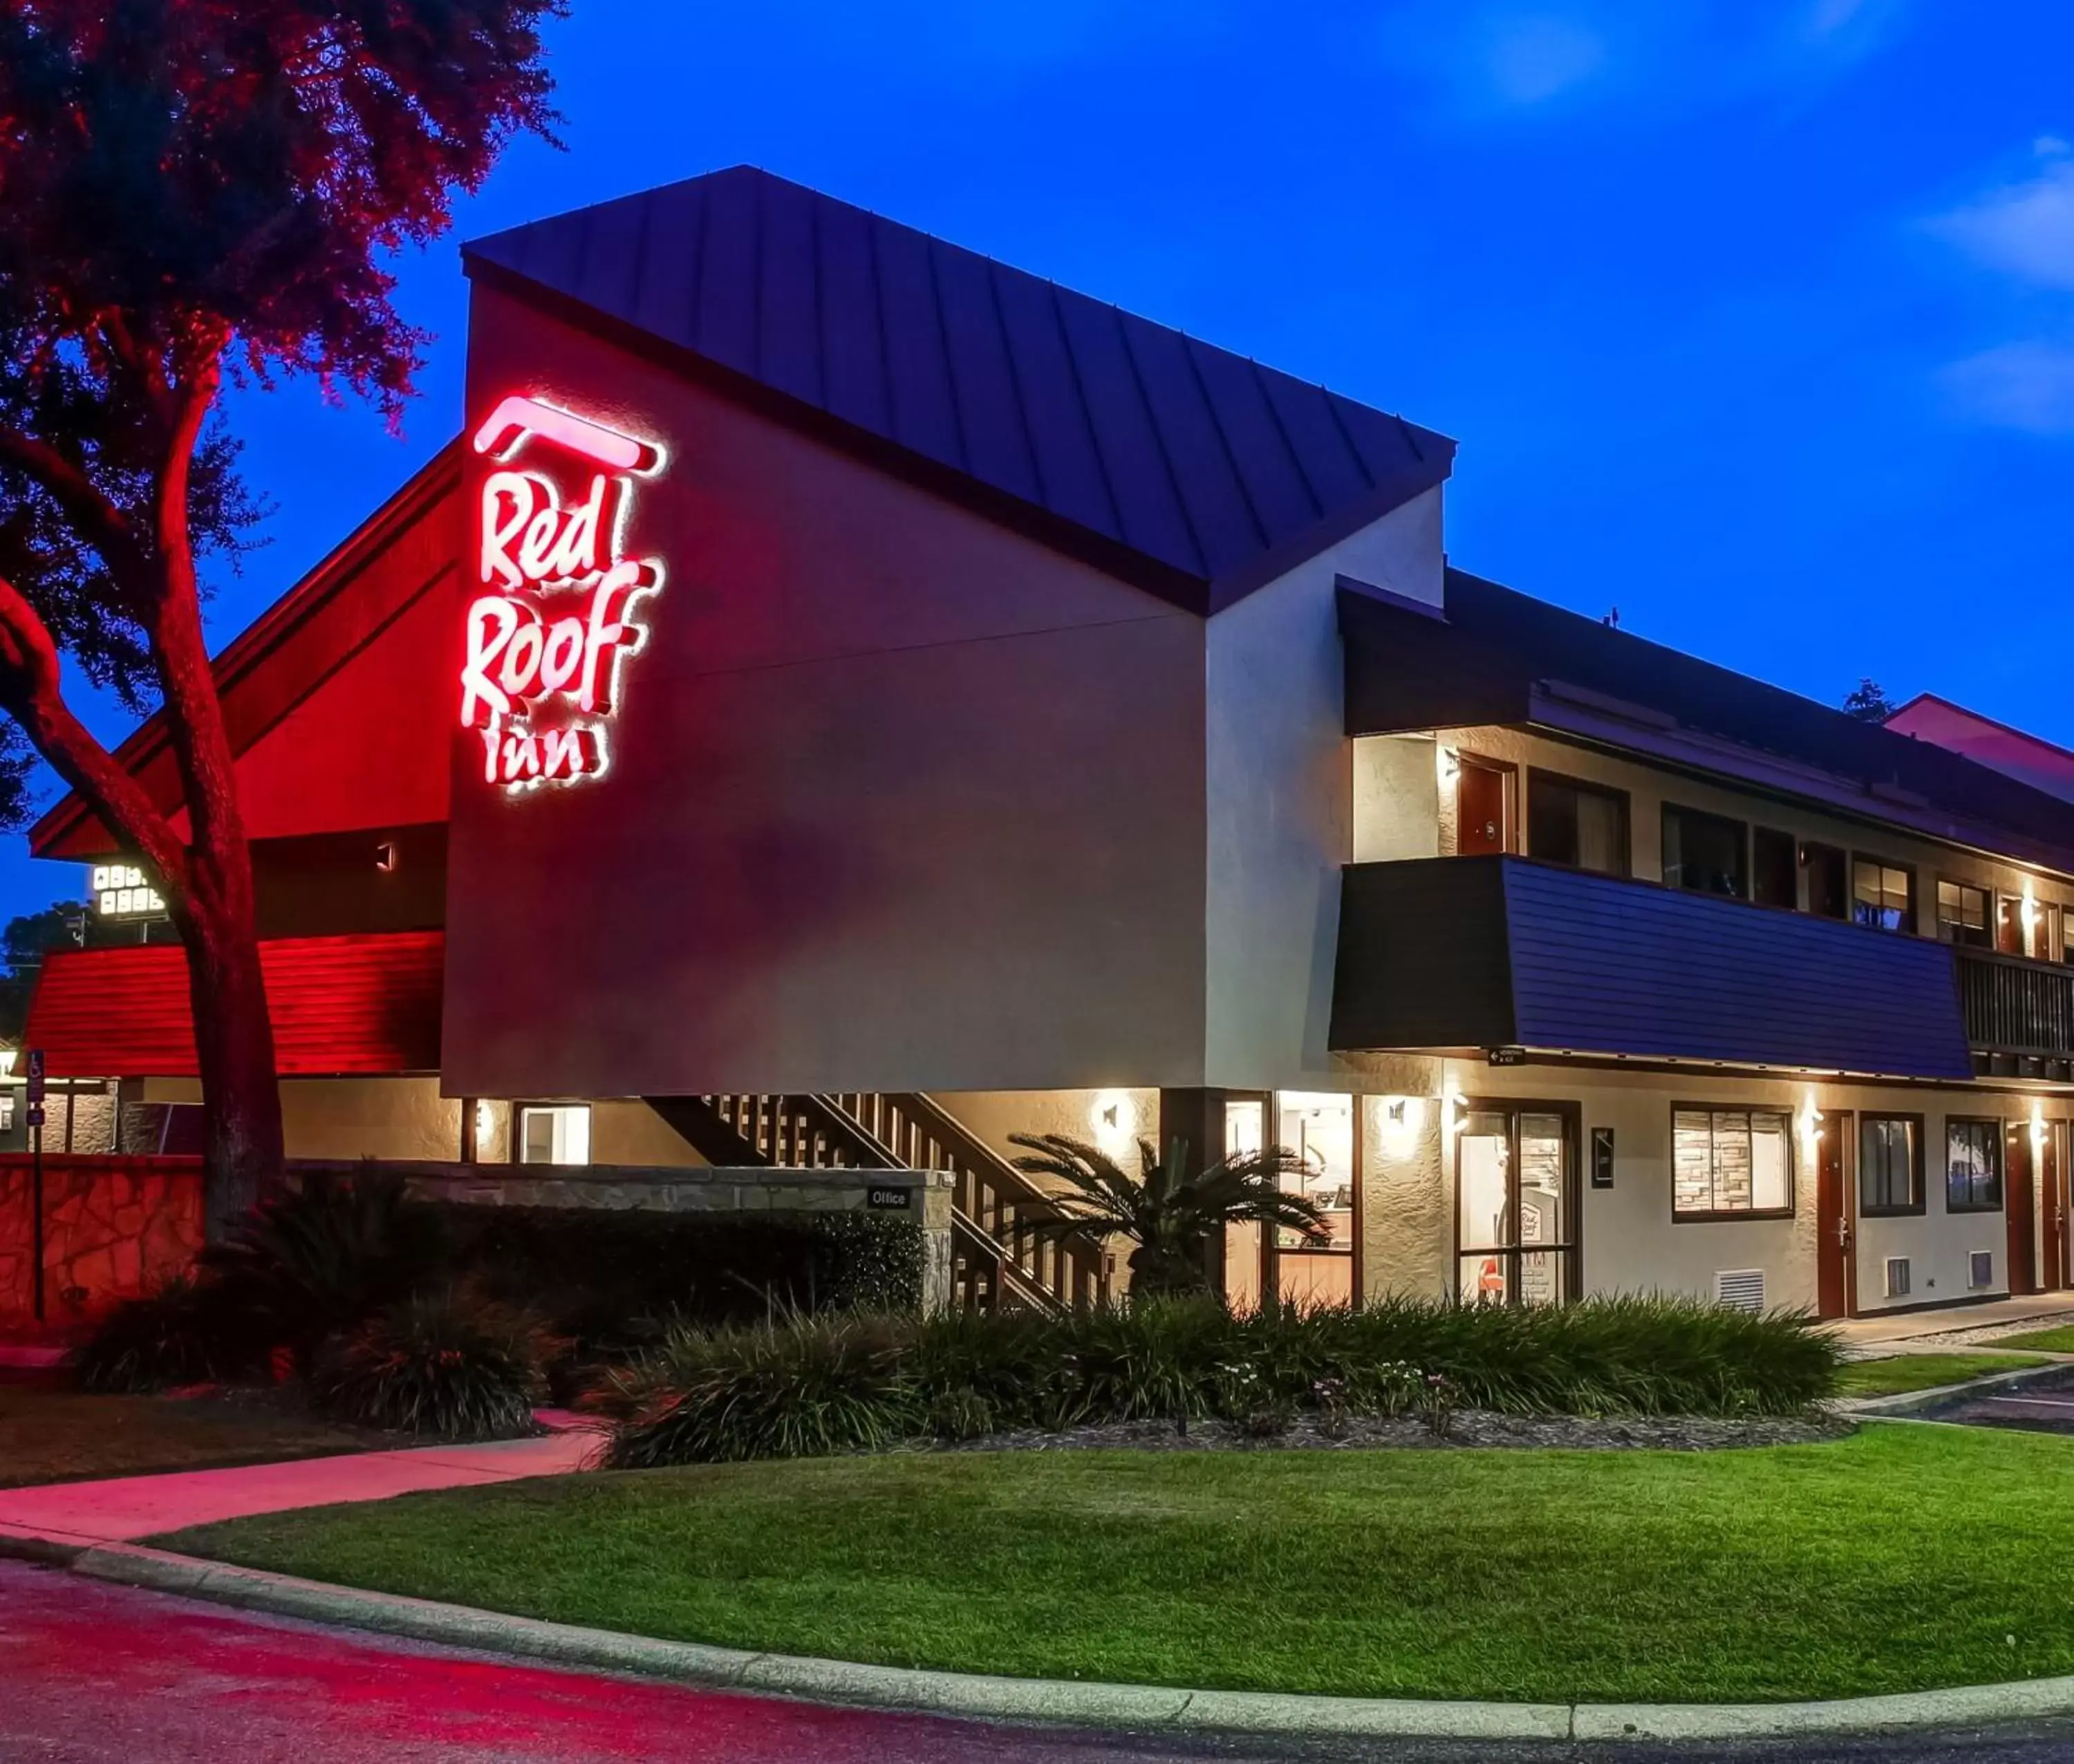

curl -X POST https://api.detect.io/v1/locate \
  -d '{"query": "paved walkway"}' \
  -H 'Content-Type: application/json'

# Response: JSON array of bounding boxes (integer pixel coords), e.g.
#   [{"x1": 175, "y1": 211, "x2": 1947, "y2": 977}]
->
[
  {"x1": 1834, "y1": 1293, "x2": 2074, "y2": 1353},
  {"x1": 0, "y1": 1429, "x2": 599, "y2": 1549}
]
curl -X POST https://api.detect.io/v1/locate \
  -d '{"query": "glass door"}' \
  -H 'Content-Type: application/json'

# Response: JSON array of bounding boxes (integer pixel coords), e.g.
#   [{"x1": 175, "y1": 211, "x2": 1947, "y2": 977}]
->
[{"x1": 1457, "y1": 1106, "x2": 1579, "y2": 1306}]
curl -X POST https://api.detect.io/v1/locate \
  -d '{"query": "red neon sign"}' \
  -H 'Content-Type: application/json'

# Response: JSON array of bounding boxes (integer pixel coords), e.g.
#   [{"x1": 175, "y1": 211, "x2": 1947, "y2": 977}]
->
[{"x1": 461, "y1": 397, "x2": 665, "y2": 791}]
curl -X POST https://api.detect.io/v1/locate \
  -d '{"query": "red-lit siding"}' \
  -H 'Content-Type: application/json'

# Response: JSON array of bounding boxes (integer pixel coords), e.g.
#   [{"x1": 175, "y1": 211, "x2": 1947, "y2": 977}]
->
[{"x1": 25, "y1": 932, "x2": 445, "y2": 1078}]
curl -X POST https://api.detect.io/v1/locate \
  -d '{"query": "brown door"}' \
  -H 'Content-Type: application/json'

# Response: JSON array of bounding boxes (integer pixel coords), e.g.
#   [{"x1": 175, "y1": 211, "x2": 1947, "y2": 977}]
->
[
  {"x1": 2008, "y1": 1123, "x2": 2039, "y2": 1296},
  {"x1": 2044, "y1": 1123, "x2": 2071, "y2": 1292},
  {"x1": 1815, "y1": 1109, "x2": 1853, "y2": 1318},
  {"x1": 1457, "y1": 758, "x2": 1511, "y2": 856}
]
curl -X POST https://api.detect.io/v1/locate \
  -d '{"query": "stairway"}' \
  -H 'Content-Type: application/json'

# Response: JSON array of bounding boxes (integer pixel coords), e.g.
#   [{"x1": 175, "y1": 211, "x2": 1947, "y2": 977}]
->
[{"x1": 645, "y1": 1091, "x2": 1112, "y2": 1313}]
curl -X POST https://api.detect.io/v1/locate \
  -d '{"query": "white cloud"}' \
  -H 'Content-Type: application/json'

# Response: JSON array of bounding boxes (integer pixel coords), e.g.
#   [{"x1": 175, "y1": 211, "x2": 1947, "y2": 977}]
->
[
  {"x1": 1929, "y1": 153, "x2": 2074, "y2": 290},
  {"x1": 1940, "y1": 341, "x2": 2074, "y2": 435}
]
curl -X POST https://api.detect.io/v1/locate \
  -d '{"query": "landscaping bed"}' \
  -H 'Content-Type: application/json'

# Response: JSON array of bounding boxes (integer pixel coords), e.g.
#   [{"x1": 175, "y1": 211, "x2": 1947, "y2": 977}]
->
[
  {"x1": 940, "y1": 1410, "x2": 1853, "y2": 1452},
  {"x1": 0, "y1": 1384, "x2": 382, "y2": 1488},
  {"x1": 162, "y1": 1423, "x2": 2074, "y2": 1704}
]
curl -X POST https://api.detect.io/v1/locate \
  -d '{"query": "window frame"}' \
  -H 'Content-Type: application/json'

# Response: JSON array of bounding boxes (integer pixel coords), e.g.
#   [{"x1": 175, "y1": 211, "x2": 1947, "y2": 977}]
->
[
  {"x1": 1661, "y1": 804, "x2": 1750, "y2": 901},
  {"x1": 1935, "y1": 876, "x2": 1992, "y2": 949},
  {"x1": 1858, "y1": 1112, "x2": 1925, "y2": 1218},
  {"x1": 1944, "y1": 1116, "x2": 2006, "y2": 1214},
  {"x1": 1670, "y1": 1102, "x2": 1797, "y2": 1223},
  {"x1": 1525, "y1": 767, "x2": 1632, "y2": 878},
  {"x1": 514, "y1": 1101, "x2": 595, "y2": 1168},
  {"x1": 1851, "y1": 855, "x2": 1916, "y2": 935}
]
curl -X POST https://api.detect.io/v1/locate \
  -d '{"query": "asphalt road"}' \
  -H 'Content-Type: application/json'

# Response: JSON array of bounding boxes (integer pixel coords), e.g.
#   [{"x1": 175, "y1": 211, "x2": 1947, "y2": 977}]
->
[{"x1": 3, "y1": 1560, "x2": 2073, "y2": 1763}]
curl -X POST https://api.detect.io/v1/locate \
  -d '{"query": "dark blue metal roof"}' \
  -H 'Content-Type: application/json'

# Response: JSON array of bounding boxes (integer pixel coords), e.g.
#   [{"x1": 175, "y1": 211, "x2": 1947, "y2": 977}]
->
[
  {"x1": 1332, "y1": 856, "x2": 1977, "y2": 1081},
  {"x1": 463, "y1": 167, "x2": 1455, "y2": 612}
]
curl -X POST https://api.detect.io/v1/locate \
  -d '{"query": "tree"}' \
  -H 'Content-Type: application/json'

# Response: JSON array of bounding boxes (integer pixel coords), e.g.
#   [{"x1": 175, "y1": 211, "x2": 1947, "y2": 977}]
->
[
  {"x1": 1843, "y1": 678, "x2": 1898, "y2": 723},
  {"x1": 1007, "y1": 1133, "x2": 1331, "y2": 1302},
  {"x1": 0, "y1": 1, "x2": 562, "y2": 1235}
]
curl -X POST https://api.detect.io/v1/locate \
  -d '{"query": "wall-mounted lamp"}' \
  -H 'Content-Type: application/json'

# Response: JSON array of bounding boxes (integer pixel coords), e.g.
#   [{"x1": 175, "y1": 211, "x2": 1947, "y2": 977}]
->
[
  {"x1": 1090, "y1": 1089, "x2": 1137, "y2": 1158},
  {"x1": 1437, "y1": 747, "x2": 1462, "y2": 786},
  {"x1": 375, "y1": 841, "x2": 400, "y2": 874},
  {"x1": 1377, "y1": 1095, "x2": 1426, "y2": 1155}
]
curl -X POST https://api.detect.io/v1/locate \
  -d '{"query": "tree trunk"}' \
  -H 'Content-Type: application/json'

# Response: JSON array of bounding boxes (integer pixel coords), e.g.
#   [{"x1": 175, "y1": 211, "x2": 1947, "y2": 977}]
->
[{"x1": 149, "y1": 359, "x2": 285, "y2": 1239}]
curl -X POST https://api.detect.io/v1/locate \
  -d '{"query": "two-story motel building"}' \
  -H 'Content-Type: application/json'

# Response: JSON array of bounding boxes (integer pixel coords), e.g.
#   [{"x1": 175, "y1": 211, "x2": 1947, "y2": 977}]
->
[{"x1": 25, "y1": 167, "x2": 2074, "y2": 1319}]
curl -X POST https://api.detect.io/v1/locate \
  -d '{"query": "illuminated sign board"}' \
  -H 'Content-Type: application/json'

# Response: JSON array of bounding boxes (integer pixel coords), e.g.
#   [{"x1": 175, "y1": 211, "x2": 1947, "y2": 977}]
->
[
  {"x1": 91, "y1": 863, "x2": 165, "y2": 920},
  {"x1": 462, "y1": 395, "x2": 666, "y2": 792}
]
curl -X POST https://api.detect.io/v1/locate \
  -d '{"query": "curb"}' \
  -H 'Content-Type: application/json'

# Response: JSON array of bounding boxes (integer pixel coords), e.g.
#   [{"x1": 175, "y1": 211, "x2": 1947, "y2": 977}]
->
[
  {"x1": 12, "y1": 1537, "x2": 2074, "y2": 1743},
  {"x1": 1843, "y1": 1358, "x2": 2074, "y2": 1417}
]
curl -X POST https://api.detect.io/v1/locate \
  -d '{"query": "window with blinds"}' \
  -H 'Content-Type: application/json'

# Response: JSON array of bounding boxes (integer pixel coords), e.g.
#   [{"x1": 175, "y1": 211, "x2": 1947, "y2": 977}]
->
[{"x1": 1672, "y1": 1107, "x2": 1794, "y2": 1219}]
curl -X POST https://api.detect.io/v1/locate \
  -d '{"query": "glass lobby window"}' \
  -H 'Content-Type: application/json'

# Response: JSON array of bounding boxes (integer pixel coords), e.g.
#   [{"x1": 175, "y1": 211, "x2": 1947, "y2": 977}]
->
[
  {"x1": 1860, "y1": 1116, "x2": 1923, "y2": 1216},
  {"x1": 1527, "y1": 771, "x2": 1629, "y2": 876},
  {"x1": 1672, "y1": 1107, "x2": 1793, "y2": 1219},
  {"x1": 518, "y1": 1104, "x2": 592, "y2": 1167},
  {"x1": 1276, "y1": 1094, "x2": 1354, "y2": 1252},
  {"x1": 1936, "y1": 880, "x2": 1991, "y2": 948},
  {"x1": 1662, "y1": 805, "x2": 1746, "y2": 899},
  {"x1": 1946, "y1": 1118, "x2": 2003, "y2": 1212},
  {"x1": 1457, "y1": 1109, "x2": 1573, "y2": 1306},
  {"x1": 1752, "y1": 827, "x2": 1798, "y2": 910},
  {"x1": 1852, "y1": 859, "x2": 1913, "y2": 933}
]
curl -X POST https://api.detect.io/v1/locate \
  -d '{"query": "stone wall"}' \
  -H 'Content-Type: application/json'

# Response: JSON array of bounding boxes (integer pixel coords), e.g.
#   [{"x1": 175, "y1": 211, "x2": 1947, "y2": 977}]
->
[{"x1": 0, "y1": 1156, "x2": 204, "y2": 1333}]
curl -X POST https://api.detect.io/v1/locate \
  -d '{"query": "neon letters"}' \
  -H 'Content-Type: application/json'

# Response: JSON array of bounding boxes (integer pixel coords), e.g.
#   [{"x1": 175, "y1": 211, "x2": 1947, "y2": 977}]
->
[{"x1": 461, "y1": 395, "x2": 666, "y2": 791}]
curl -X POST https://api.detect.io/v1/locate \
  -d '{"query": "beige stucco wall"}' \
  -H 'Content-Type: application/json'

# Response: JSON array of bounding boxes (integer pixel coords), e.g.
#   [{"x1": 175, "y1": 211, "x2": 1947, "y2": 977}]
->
[
  {"x1": 1352, "y1": 723, "x2": 2074, "y2": 927},
  {"x1": 934, "y1": 1088, "x2": 1157, "y2": 1169},
  {"x1": 1203, "y1": 489, "x2": 1445, "y2": 1093},
  {"x1": 279, "y1": 1077, "x2": 460, "y2": 1161},
  {"x1": 1340, "y1": 1056, "x2": 2053, "y2": 1315}
]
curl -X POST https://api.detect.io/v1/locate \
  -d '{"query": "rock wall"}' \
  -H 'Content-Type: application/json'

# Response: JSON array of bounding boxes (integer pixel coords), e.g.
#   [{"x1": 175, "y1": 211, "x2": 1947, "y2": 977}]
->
[{"x1": 0, "y1": 1156, "x2": 204, "y2": 1333}]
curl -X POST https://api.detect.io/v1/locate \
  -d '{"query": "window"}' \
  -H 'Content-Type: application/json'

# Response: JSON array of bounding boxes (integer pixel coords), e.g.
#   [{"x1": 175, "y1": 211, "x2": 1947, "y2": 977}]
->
[
  {"x1": 1852, "y1": 859, "x2": 1914, "y2": 934},
  {"x1": 1936, "y1": 880, "x2": 1991, "y2": 948},
  {"x1": 1945, "y1": 1118, "x2": 2003, "y2": 1212},
  {"x1": 1859, "y1": 1116, "x2": 1923, "y2": 1216},
  {"x1": 1672, "y1": 1107, "x2": 1793, "y2": 1219},
  {"x1": 517, "y1": 1104, "x2": 592, "y2": 1167},
  {"x1": 1275, "y1": 1093, "x2": 1354, "y2": 1252},
  {"x1": 2064, "y1": 907, "x2": 2074, "y2": 965},
  {"x1": 1802, "y1": 842, "x2": 1848, "y2": 919},
  {"x1": 1527, "y1": 771, "x2": 1629, "y2": 876},
  {"x1": 1663, "y1": 806, "x2": 1747, "y2": 899},
  {"x1": 1753, "y1": 827, "x2": 1798, "y2": 909},
  {"x1": 1995, "y1": 894, "x2": 2026, "y2": 957}
]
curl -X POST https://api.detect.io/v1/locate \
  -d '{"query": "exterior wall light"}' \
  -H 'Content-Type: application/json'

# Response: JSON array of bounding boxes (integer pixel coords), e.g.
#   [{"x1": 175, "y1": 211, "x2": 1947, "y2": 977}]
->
[
  {"x1": 1378, "y1": 1095, "x2": 1426, "y2": 1156},
  {"x1": 1090, "y1": 1089, "x2": 1137, "y2": 1159},
  {"x1": 1437, "y1": 746, "x2": 1461, "y2": 786}
]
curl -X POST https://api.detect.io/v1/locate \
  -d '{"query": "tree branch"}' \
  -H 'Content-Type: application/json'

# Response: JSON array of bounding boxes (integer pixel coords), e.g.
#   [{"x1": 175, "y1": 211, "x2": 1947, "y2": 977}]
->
[
  {"x1": 0, "y1": 568, "x2": 189, "y2": 899},
  {"x1": 0, "y1": 420, "x2": 135, "y2": 563}
]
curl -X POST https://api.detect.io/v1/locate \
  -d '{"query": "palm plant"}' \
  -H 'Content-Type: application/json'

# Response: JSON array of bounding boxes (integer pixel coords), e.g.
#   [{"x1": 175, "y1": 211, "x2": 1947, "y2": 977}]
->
[{"x1": 1007, "y1": 1134, "x2": 1332, "y2": 1301}]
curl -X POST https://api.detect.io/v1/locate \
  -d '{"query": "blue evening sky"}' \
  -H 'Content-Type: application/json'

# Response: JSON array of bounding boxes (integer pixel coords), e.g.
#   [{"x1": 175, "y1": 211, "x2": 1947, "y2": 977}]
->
[{"x1": 12, "y1": 0, "x2": 2074, "y2": 913}]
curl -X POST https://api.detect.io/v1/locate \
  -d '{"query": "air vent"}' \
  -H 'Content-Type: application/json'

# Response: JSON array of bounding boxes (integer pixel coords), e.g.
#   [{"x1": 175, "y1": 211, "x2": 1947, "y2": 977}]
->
[
  {"x1": 1970, "y1": 1250, "x2": 1996, "y2": 1291},
  {"x1": 1715, "y1": 1268, "x2": 1766, "y2": 1314},
  {"x1": 1885, "y1": 1257, "x2": 1912, "y2": 1299}
]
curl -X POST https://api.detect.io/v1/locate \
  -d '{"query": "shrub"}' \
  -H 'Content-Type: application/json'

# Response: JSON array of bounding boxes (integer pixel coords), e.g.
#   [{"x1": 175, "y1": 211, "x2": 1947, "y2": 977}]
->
[
  {"x1": 310, "y1": 1289, "x2": 550, "y2": 1441},
  {"x1": 449, "y1": 1207, "x2": 926, "y2": 1360},
  {"x1": 74, "y1": 1275, "x2": 252, "y2": 1393},
  {"x1": 604, "y1": 1311, "x2": 915, "y2": 1467},
  {"x1": 203, "y1": 1164, "x2": 450, "y2": 1364},
  {"x1": 599, "y1": 1293, "x2": 1843, "y2": 1467}
]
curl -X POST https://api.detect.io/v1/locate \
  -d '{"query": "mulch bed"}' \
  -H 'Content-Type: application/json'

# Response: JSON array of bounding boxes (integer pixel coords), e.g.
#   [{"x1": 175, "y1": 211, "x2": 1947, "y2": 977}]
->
[{"x1": 940, "y1": 1410, "x2": 1855, "y2": 1454}]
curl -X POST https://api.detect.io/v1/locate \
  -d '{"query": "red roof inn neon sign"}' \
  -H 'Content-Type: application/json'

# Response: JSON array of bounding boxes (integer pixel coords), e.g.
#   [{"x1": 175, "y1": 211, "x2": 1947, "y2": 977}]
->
[{"x1": 461, "y1": 395, "x2": 666, "y2": 791}]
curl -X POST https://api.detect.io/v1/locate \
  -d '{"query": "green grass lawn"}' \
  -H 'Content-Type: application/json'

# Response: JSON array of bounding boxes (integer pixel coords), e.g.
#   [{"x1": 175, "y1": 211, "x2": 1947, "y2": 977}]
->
[
  {"x1": 1989, "y1": 1324, "x2": 2074, "y2": 1353},
  {"x1": 164, "y1": 1425, "x2": 2074, "y2": 1704},
  {"x1": 1836, "y1": 1352, "x2": 2051, "y2": 1398}
]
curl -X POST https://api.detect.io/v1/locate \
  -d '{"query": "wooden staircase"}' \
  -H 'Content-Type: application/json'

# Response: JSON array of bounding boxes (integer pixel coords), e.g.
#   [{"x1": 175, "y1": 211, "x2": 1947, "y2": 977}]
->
[{"x1": 646, "y1": 1091, "x2": 1111, "y2": 1313}]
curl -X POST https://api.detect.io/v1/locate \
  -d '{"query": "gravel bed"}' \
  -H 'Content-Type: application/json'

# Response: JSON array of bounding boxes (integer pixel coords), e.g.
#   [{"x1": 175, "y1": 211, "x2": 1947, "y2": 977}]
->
[{"x1": 937, "y1": 1410, "x2": 1853, "y2": 1454}]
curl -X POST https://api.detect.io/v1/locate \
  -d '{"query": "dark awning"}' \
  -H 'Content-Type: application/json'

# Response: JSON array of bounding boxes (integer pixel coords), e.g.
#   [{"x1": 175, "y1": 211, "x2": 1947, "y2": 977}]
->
[{"x1": 1331, "y1": 856, "x2": 1976, "y2": 1081}]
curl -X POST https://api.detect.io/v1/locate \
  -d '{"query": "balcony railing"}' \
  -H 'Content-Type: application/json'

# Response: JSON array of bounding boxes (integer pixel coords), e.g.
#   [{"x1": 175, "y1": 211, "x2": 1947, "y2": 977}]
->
[{"x1": 1958, "y1": 948, "x2": 2074, "y2": 1064}]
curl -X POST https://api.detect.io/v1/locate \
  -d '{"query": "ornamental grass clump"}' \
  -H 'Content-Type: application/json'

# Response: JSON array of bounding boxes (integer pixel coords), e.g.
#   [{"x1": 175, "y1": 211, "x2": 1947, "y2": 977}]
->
[
  {"x1": 73, "y1": 1274, "x2": 254, "y2": 1394},
  {"x1": 310, "y1": 1289, "x2": 550, "y2": 1441},
  {"x1": 599, "y1": 1293, "x2": 1842, "y2": 1467}
]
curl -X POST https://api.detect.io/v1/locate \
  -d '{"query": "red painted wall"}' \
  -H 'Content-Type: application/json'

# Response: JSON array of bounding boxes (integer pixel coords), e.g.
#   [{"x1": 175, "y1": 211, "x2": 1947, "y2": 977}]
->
[{"x1": 0, "y1": 1157, "x2": 203, "y2": 1335}]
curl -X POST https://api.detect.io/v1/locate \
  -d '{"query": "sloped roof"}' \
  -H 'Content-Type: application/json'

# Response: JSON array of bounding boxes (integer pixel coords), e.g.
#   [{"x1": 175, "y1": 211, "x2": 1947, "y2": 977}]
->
[{"x1": 463, "y1": 166, "x2": 1455, "y2": 612}]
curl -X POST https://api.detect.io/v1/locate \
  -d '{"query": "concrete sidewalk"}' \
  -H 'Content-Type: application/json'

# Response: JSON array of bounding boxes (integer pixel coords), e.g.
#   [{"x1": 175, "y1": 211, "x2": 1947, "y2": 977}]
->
[
  {"x1": 1834, "y1": 1293, "x2": 2074, "y2": 1353},
  {"x1": 0, "y1": 1429, "x2": 599, "y2": 1550}
]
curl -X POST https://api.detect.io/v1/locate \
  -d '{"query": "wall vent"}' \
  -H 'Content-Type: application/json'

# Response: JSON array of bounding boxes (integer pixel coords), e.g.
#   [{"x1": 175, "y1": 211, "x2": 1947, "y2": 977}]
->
[
  {"x1": 1885, "y1": 1257, "x2": 1912, "y2": 1299},
  {"x1": 1715, "y1": 1268, "x2": 1766, "y2": 1314},
  {"x1": 1970, "y1": 1250, "x2": 1996, "y2": 1291}
]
